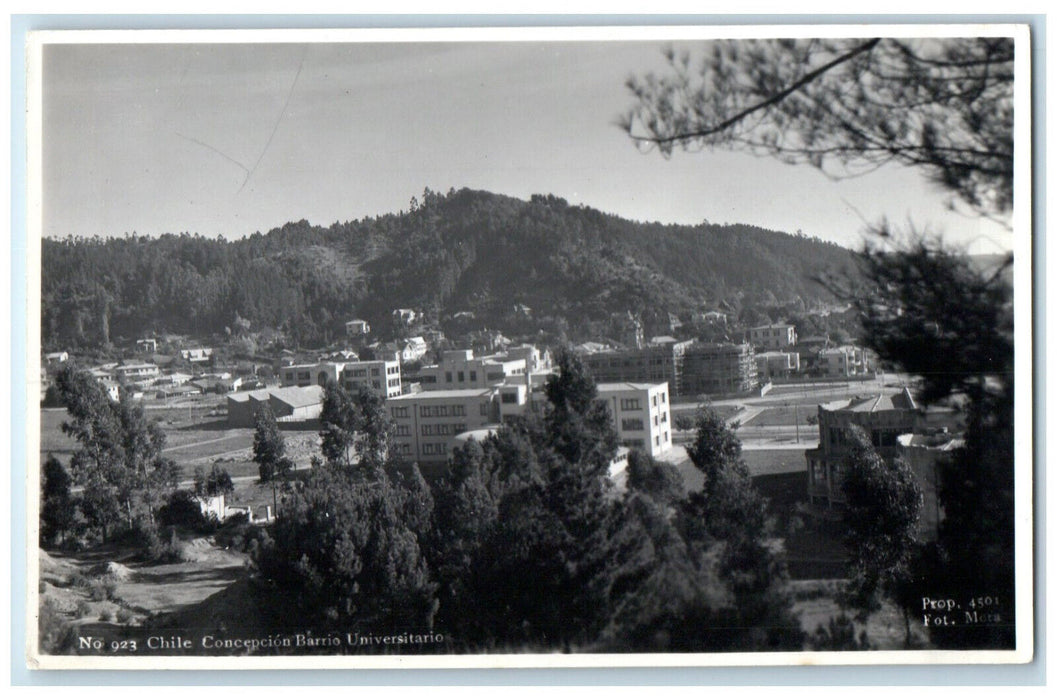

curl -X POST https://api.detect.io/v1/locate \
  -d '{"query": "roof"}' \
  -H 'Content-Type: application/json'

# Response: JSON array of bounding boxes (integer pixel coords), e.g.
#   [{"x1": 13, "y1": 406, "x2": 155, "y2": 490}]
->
[
  {"x1": 597, "y1": 381, "x2": 667, "y2": 393},
  {"x1": 227, "y1": 389, "x2": 274, "y2": 404},
  {"x1": 388, "y1": 388, "x2": 493, "y2": 401},
  {"x1": 824, "y1": 388, "x2": 918, "y2": 414},
  {"x1": 268, "y1": 385, "x2": 326, "y2": 408}
]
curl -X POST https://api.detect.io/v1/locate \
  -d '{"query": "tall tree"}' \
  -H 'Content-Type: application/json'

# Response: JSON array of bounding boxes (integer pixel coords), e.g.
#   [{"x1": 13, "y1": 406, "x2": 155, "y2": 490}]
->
[
  {"x1": 40, "y1": 455, "x2": 75, "y2": 546},
  {"x1": 253, "y1": 403, "x2": 291, "y2": 484},
  {"x1": 56, "y1": 367, "x2": 173, "y2": 539},
  {"x1": 840, "y1": 425, "x2": 922, "y2": 644},
  {"x1": 622, "y1": 37, "x2": 1014, "y2": 217}
]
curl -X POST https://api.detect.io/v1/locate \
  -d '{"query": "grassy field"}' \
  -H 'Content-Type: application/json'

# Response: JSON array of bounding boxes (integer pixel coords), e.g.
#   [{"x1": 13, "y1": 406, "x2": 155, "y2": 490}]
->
[{"x1": 744, "y1": 406, "x2": 818, "y2": 427}]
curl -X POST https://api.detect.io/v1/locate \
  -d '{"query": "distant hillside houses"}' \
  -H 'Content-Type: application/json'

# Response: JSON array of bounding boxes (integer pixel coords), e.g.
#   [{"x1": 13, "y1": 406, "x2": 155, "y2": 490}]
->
[
  {"x1": 180, "y1": 347, "x2": 214, "y2": 363},
  {"x1": 345, "y1": 319, "x2": 370, "y2": 337}
]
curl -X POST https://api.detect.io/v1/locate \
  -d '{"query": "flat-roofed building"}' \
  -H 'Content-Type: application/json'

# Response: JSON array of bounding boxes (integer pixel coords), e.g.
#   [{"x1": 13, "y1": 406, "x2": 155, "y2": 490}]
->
[
  {"x1": 418, "y1": 349, "x2": 529, "y2": 391},
  {"x1": 679, "y1": 342, "x2": 758, "y2": 396},
  {"x1": 387, "y1": 388, "x2": 499, "y2": 463},
  {"x1": 747, "y1": 324, "x2": 797, "y2": 351},
  {"x1": 817, "y1": 345, "x2": 869, "y2": 377},
  {"x1": 115, "y1": 362, "x2": 160, "y2": 383},
  {"x1": 580, "y1": 340, "x2": 693, "y2": 396},
  {"x1": 756, "y1": 351, "x2": 801, "y2": 380},
  {"x1": 597, "y1": 381, "x2": 672, "y2": 458},
  {"x1": 279, "y1": 359, "x2": 401, "y2": 398}
]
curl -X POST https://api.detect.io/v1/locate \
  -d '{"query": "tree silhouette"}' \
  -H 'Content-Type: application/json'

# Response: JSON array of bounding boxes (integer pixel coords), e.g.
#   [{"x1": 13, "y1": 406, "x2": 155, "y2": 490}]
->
[{"x1": 622, "y1": 37, "x2": 1014, "y2": 218}]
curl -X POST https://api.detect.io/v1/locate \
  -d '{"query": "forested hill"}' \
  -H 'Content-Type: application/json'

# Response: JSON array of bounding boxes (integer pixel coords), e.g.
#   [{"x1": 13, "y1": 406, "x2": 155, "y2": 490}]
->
[{"x1": 41, "y1": 188, "x2": 858, "y2": 349}]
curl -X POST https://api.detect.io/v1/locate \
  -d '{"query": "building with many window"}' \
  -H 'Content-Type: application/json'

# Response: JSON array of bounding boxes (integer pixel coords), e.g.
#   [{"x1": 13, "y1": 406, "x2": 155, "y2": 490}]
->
[
  {"x1": 279, "y1": 359, "x2": 402, "y2": 398},
  {"x1": 756, "y1": 351, "x2": 801, "y2": 380},
  {"x1": 679, "y1": 342, "x2": 758, "y2": 396},
  {"x1": 580, "y1": 340, "x2": 693, "y2": 395},
  {"x1": 417, "y1": 348, "x2": 530, "y2": 391},
  {"x1": 597, "y1": 382, "x2": 672, "y2": 458},
  {"x1": 817, "y1": 345, "x2": 869, "y2": 377},
  {"x1": 747, "y1": 324, "x2": 797, "y2": 351},
  {"x1": 387, "y1": 389, "x2": 499, "y2": 464}
]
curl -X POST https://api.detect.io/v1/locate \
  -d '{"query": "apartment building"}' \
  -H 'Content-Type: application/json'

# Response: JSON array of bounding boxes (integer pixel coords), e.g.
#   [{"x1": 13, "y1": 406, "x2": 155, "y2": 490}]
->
[
  {"x1": 418, "y1": 349, "x2": 529, "y2": 391},
  {"x1": 597, "y1": 382, "x2": 673, "y2": 458},
  {"x1": 679, "y1": 342, "x2": 758, "y2": 396},
  {"x1": 747, "y1": 324, "x2": 798, "y2": 351},
  {"x1": 581, "y1": 340, "x2": 693, "y2": 396},
  {"x1": 387, "y1": 389, "x2": 499, "y2": 463},
  {"x1": 756, "y1": 350, "x2": 801, "y2": 380},
  {"x1": 279, "y1": 359, "x2": 402, "y2": 398},
  {"x1": 817, "y1": 345, "x2": 869, "y2": 378}
]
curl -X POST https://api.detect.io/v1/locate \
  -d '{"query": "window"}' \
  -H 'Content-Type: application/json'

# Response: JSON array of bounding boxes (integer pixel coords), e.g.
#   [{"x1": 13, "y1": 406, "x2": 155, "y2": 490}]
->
[
  {"x1": 622, "y1": 418, "x2": 644, "y2": 431},
  {"x1": 470, "y1": 371, "x2": 477, "y2": 382},
  {"x1": 452, "y1": 405, "x2": 465, "y2": 416},
  {"x1": 653, "y1": 415, "x2": 659, "y2": 426},
  {"x1": 372, "y1": 381, "x2": 380, "y2": 389},
  {"x1": 458, "y1": 371, "x2": 465, "y2": 383},
  {"x1": 423, "y1": 443, "x2": 436, "y2": 455},
  {"x1": 420, "y1": 406, "x2": 432, "y2": 418},
  {"x1": 661, "y1": 412, "x2": 668, "y2": 424},
  {"x1": 652, "y1": 395, "x2": 657, "y2": 407},
  {"x1": 395, "y1": 425, "x2": 410, "y2": 436},
  {"x1": 438, "y1": 405, "x2": 449, "y2": 417},
  {"x1": 620, "y1": 398, "x2": 642, "y2": 411},
  {"x1": 655, "y1": 436, "x2": 661, "y2": 446},
  {"x1": 811, "y1": 460, "x2": 826, "y2": 483},
  {"x1": 453, "y1": 423, "x2": 467, "y2": 433},
  {"x1": 391, "y1": 406, "x2": 409, "y2": 419},
  {"x1": 445, "y1": 372, "x2": 453, "y2": 383},
  {"x1": 371, "y1": 368, "x2": 380, "y2": 377},
  {"x1": 480, "y1": 403, "x2": 490, "y2": 416},
  {"x1": 501, "y1": 393, "x2": 518, "y2": 404}
]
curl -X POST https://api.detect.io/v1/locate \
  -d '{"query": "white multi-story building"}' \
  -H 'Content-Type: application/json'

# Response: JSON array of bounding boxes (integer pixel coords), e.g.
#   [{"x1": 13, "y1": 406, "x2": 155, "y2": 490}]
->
[
  {"x1": 279, "y1": 359, "x2": 402, "y2": 398},
  {"x1": 387, "y1": 389, "x2": 498, "y2": 463},
  {"x1": 115, "y1": 362, "x2": 160, "y2": 383},
  {"x1": 747, "y1": 324, "x2": 798, "y2": 351},
  {"x1": 597, "y1": 382, "x2": 672, "y2": 458},
  {"x1": 345, "y1": 319, "x2": 371, "y2": 337},
  {"x1": 418, "y1": 349, "x2": 529, "y2": 391},
  {"x1": 817, "y1": 346, "x2": 869, "y2": 377},
  {"x1": 756, "y1": 351, "x2": 801, "y2": 380}
]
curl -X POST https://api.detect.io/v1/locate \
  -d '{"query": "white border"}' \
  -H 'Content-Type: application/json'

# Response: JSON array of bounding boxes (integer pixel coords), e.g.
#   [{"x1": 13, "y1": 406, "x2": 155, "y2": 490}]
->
[{"x1": 24, "y1": 23, "x2": 1035, "y2": 671}]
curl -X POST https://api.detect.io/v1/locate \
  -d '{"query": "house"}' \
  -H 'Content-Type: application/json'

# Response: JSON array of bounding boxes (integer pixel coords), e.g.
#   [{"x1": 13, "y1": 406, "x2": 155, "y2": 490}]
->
[
  {"x1": 115, "y1": 362, "x2": 160, "y2": 383},
  {"x1": 817, "y1": 345, "x2": 869, "y2": 377},
  {"x1": 756, "y1": 351, "x2": 801, "y2": 380},
  {"x1": 180, "y1": 348, "x2": 214, "y2": 363},
  {"x1": 399, "y1": 337, "x2": 428, "y2": 363},
  {"x1": 345, "y1": 319, "x2": 371, "y2": 337},
  {"x1": 692, "y1": 310, "x2": 728, "y2": 325},
  {"x1": 747, "y1": 324, "x2": 798, "y2": 351},
  {"x1": 44, "y1": 351, "x2": 69, "y2": 365},
  {"x1": 393, "y1": 308, "x2": 418, "y2": 326},
  {"x1": 136, "y1": 338, "x2": 158, "y2": 354},
  {"x1": 100, "y1": 380, "x2": 121, "y2": 402}
]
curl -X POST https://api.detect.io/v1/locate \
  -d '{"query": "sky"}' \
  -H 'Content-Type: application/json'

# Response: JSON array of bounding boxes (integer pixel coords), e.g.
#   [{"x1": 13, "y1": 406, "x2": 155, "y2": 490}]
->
[{"x1": 40, "y1": 35, "x2": 1014, "y2": 254}]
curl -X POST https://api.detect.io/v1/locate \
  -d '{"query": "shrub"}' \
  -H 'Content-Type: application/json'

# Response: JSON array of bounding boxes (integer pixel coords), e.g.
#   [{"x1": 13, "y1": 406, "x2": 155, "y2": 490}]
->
[
  {"x1": 87, "y1": 578, "x2": 117, "y2": 602},
  {"x1": 75, "y1": 600, "x2": 91, "y2": 617},
  {"x1": 98, "y1": 609, "x2": 112, "y2": 622},
  {"x1": 38, "y1": 597, "x2": 74, "y2": 654},
  {"x1": 116, "y1": 608, "x2": 133, "y2": 624}
]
